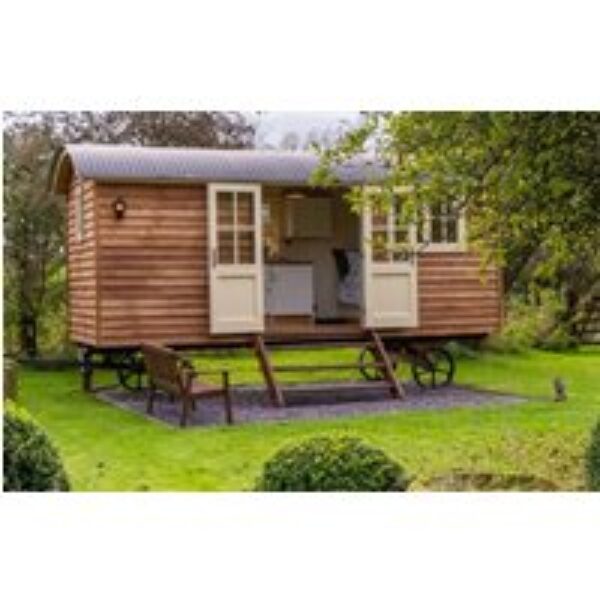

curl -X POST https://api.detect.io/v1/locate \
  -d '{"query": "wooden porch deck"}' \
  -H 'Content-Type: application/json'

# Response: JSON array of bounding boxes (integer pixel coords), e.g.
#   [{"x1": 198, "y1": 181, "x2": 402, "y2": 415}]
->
[{"x1": 264, "y1": 318, "x2": 364, "y2": 343}]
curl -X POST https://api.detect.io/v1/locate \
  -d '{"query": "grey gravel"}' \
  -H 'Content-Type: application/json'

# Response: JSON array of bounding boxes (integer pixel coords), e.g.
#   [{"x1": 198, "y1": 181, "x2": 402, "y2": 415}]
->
[{"x1": 96, "y1": 382, "x2": 526, "y2": 428}]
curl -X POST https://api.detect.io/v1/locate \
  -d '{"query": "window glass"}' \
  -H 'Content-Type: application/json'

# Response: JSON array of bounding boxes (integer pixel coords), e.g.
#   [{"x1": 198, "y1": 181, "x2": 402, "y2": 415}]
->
[
  {"x1": 215, "y1": 188, "x2": 258, "y2": 265},
  {"x1": 428, "y1": 201, "x2": 460, "y2": 245},
  {"x1": 372, "y1": 230, "x2": 389, "y2": 262},
  {"x1": 371, "y1": 207, "x2": 390, "y2": 262},
  {"x1": 217, "y1": 192, "x2": 235, "y2": 227},
  {"x1": 431, "y1": 212, "x2": 443, "y2": 243},
  {"x1": 237, "y1": 230, "x2": 255, "y2": 264},
  {"x1": 217, "y1": 231, "x2": 235, "y2": 264},
  {"x1": 446, "y1": 218, "x2": 458, "y2": 243},
  {"x1": 371, "y1": 210, "x2": 388, "y2": 229},
  {"x1": 237, "y1": 192, "x2": 254, "y2": 226},
  {"x1": 370, "y1": 198, "x2": 414, "y2": 262}
]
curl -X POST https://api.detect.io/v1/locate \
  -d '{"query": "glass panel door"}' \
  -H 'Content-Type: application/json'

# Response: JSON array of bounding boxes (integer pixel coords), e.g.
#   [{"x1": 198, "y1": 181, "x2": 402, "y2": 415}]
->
[{"x1": 209, "y1": 184, "x2": 264, "y2": 334}]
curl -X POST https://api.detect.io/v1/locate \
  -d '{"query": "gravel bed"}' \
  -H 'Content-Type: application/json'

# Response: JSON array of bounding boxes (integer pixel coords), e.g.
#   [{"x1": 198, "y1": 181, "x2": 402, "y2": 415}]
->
[{"x1": 96, "y1": 382, "x2": 526, "y2": 428}]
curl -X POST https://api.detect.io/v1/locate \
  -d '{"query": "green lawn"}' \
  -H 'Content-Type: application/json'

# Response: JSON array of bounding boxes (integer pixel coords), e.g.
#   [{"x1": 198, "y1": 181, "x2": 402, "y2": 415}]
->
[{"x1": 16, "y1": 346, "x2": 600, "y2": 491}]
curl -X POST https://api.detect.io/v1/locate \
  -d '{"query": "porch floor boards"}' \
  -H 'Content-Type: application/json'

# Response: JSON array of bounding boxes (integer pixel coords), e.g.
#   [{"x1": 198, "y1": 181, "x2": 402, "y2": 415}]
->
[{"x1": 264, "y1": 321, "x2": 363, "y2": 341}]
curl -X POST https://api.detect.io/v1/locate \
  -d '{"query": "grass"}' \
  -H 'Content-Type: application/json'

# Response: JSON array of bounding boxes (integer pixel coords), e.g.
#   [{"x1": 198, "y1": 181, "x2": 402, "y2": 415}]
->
[{"x1": 15, "y1": 345, "x2": 600, "y2": 491}]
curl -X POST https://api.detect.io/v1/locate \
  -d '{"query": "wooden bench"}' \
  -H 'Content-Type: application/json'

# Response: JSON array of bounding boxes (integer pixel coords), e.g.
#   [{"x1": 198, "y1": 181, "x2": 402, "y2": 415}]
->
[{"x1": 141, "y1": 344, "x2": 233, "y2": 427}]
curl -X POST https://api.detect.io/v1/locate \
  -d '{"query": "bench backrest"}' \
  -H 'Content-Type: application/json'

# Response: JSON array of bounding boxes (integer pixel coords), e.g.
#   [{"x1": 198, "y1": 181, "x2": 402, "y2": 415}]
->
[{"x1": 141, "y1": 344, "x2": 185, "y2": 397}]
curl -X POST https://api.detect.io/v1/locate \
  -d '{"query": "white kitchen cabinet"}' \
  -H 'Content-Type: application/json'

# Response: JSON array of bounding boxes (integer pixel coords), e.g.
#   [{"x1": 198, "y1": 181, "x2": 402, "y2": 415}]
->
[{"x1": 265, "y1": 264, "x2": 314, "y2": 316}]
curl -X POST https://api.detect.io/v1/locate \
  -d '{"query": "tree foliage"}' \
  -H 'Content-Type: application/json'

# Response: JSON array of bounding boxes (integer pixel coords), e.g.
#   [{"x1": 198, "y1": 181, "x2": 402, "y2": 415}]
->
[
  {"x1": 313, "y1": 112, "x2": 600, "y2": 335},
  {"x1": 3, "y1": 112, "x2": 255, "y2": 356}
]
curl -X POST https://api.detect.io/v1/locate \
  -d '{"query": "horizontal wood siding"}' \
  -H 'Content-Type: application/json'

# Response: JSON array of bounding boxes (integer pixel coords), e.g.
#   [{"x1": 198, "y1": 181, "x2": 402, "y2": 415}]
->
[
  {"x1": 76, "y1": 180, "x2": 501, "y2": 349},
  {"x1": 67, "y1": 179, "x2": 98, "y2": 345},
  {"x1": 95, "y1": 184, "x2": 209, "y2": 346},
  {"x1": 412, "y1": 252, "x2": 503, "y2": 337}
]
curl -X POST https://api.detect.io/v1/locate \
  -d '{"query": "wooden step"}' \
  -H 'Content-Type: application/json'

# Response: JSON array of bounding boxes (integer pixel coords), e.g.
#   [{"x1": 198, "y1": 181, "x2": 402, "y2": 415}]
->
[
  {"x1": 254, "y1": 335, "x2": 284, "y2": 407},
  {"x1": 273, "y1": 362, "x2": 386, "y2": 373},
  {"x1": 281, "y1": 381, "x2": 394, "y2": 395}
]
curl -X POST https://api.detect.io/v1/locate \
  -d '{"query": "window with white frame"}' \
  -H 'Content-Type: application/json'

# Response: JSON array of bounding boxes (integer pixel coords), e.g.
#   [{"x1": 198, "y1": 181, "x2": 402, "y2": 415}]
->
[
  {"x1": 371, "y1": 197, "x2": 413, "y2": 263},
  {"x1": 417, "y1": 201, "x2": 464, "y2": 249},
  {"x1": 215, "y1": 189, "x2": 256, "y2": 265}
]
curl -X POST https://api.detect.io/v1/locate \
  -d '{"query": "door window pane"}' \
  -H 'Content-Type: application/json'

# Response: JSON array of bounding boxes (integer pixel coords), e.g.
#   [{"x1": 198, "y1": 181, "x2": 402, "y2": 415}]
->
[
  {"x1": 217, "y1": 192, "x2": 235, "y2": 227},
  {"x1": 371, "y1": 209, "x2": 388, "y2": 229},
  {"x1": 431, "y1": 216, "x2": 443, "y2": 243},
  {"x1": 217, "y1": 231, "x2": 235, "y2": 264},
  {"x1": 238, "y1": 230, "x2": 255, "y2": 264},
  {"x1": 237, "y1": 192, "x2": 254, "y2": 226},
  {"x1": 372, "y1": 230, "x2": 389, "y2": 262},
  {"x1": 446, "y1": 218, "x2": 458, "y2": 243},
  {"x1": 215, "y1": 188, "x2": 258, "y2": 265}
]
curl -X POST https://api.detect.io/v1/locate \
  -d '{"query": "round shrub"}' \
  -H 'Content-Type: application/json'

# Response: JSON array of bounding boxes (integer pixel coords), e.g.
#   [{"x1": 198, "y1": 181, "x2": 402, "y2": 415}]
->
[
  {"x1": 3, "y1": 403, "x2": 70, "y2": 492},
  {"x1": 255, "y1": 436, "x2": 409, "y2": 491},
  {"x1": 585, "y1": 419, "x2": 600, "y2": 491}
]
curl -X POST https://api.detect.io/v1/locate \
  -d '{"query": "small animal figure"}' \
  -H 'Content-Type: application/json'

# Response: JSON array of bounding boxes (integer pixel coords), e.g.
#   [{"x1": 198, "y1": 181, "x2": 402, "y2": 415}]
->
[{"x1": 553, "y1": 377, "x2": 567, "y2": 402}]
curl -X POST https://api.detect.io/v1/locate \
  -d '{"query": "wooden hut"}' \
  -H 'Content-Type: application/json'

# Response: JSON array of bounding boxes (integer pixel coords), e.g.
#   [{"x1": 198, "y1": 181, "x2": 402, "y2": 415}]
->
[{"x1": 50, "y1": 144, "x2": 503, "y2": 401}]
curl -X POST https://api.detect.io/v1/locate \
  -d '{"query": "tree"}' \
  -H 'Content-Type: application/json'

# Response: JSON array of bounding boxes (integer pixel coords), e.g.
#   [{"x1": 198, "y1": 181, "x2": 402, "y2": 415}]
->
[
  {"x1": 4, "y1": 126, "x2": 65, "y2": 357},
  {"x1": 313, "y1": 112, "x2": 600, "y2": 334},
  {"x1": 3, "y1": 111, "x2": 255, "y2": 357}
]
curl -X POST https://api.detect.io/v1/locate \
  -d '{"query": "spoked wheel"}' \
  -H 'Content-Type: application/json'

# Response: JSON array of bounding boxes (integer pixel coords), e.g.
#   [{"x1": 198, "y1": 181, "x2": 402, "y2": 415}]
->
[
  {"x1": 115, "y1": 352, "x2": 147, "y2": 391},
  {"x1": 410, "y1": 347, "x2": 455, "y2": 388},
  {"x1": 358, "y1": 345, "x2": 399, "y2": 381}
]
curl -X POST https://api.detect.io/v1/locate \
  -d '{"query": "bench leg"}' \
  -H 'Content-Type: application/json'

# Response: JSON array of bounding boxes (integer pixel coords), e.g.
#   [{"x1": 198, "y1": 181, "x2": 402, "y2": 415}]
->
[
  {"x1": 147, "y1": 383, "x2": 156, "y2": 415},
  {"x1": 222, "y1": 371, "x2": 233, "y2": 425},
  {"x1": 80, "y1": 347, "x2": 94, "y2": 392},
  {"x1": 180, "y1": 396, "x2": 191, "y2": 427}
]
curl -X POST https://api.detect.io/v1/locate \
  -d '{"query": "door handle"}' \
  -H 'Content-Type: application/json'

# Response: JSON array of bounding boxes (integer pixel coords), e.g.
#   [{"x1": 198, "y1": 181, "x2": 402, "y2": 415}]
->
[{"x1": 212, "y1": 247, "x2": 218, "y2": 268}]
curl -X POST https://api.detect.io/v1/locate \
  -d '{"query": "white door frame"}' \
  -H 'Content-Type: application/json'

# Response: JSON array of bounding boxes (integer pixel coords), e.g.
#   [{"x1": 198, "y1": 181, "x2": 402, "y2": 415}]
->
[
  {"x1": 362, "y1": 203, "x2": 419, "y2": 329},
  {"x1": 208, "y1": 183, "x2": 264, "y2": 334}
]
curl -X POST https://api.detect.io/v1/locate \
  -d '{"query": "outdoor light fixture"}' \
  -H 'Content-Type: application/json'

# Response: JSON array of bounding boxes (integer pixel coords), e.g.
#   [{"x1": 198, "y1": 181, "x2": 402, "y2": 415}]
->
[{"x1": 113, "y1": 196, "x2": 127, "y2": 219}]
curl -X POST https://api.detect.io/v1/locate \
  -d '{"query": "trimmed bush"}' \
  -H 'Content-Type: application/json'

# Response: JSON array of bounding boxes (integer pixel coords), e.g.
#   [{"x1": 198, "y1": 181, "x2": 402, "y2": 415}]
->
[
  {"x1": 255, "y1": 436, "x2": 409, "y2": 492},
  {"x1": 585, "y1": 419, "x2": 600, "y2": 491},
  {"x1": 3, "y1": 403, "x2": 70, "y2": 492}
]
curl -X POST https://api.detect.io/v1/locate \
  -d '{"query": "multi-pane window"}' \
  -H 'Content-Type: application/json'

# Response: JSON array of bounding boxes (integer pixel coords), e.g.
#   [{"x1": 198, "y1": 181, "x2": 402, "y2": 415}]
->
[
  {"x1": 216, "y1": 190, "x2": 256, "y2": 265},
  {"x1": 417, "y1": 201, "x2": 462, "y2": 247},
  {"x1": 371, "y1": 199, "x2": 412, "y2": 263}
]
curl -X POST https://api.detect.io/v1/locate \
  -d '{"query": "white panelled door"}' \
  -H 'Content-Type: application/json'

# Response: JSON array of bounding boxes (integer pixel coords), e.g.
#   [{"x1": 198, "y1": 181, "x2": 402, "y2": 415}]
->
[
  {"x1": 208, "y1": 183, "x2": 264, "y2": 334},
  {"x1": 362, "y1": 200, "x2": 419, "y2": 329}
]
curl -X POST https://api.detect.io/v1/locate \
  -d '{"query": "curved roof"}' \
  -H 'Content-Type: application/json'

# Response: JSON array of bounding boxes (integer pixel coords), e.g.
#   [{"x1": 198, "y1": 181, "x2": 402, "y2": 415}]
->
[{"x1": 50, "y1": 144, "x2": 385, "y2": 193}]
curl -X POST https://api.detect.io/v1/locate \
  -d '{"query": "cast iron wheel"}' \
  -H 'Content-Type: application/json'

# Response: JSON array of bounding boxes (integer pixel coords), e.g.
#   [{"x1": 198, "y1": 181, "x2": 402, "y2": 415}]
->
[
  {"x1": 358, "y1": 345, "x2": 398, "y2": 381},
  {"x1": 410, "y1": 347, "x2": 455, "y2": 388},
  {"x1": 116, "y1": 352, "x2": 146, "y2": 391}
]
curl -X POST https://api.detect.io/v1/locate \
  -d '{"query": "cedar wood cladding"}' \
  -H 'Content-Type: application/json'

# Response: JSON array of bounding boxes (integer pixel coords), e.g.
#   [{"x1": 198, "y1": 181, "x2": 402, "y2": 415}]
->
[
  {"x1": 67, "y1": 179, "x2": 98, "y2": 345},
  {"x1": 95, "y1": 183, "x2": 209, "y2": 347},
  {"x1": 415, "y1": 252, "x2": 502, "y2": 337},
  {"x1": 67, "y1": 181, "x2": 502, "y2": 348}
]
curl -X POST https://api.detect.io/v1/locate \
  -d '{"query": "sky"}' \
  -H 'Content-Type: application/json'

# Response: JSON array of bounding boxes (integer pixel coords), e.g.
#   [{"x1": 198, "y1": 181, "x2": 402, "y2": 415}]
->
[{"x1": 252, "y1": 111, "x2": 362, "y2": 148}]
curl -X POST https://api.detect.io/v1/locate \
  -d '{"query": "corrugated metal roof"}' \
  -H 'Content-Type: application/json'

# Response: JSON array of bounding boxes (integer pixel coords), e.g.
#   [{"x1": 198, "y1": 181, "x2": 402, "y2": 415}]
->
[{"x1": 61, "y1": 144, "x2": 385, "y2": 186}]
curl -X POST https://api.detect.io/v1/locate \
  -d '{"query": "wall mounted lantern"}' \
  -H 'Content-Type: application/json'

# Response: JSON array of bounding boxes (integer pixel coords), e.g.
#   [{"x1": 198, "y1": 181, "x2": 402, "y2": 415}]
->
[{"x1": 112, "y1": 196, "x2": 127, "y2": 219}]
